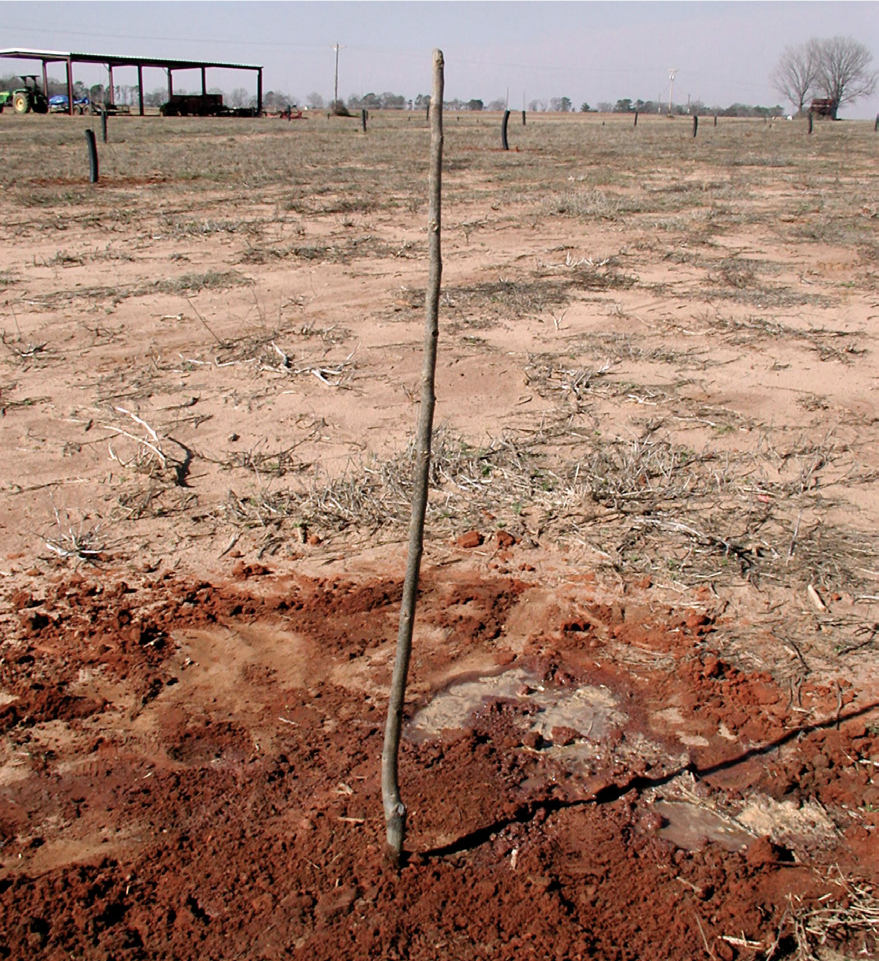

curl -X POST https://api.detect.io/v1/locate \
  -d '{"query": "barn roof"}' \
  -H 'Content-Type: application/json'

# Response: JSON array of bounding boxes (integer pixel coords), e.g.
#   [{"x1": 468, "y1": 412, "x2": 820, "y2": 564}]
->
[{"x1": 0, "y1": 47, "x2": 262, "y2": 71}]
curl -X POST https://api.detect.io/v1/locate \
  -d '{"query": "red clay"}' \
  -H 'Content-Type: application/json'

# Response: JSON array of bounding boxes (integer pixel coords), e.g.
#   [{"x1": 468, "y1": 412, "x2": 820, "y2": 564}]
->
[{"x1": 0, "y1": 563, "x2": 876, "y2": 960}]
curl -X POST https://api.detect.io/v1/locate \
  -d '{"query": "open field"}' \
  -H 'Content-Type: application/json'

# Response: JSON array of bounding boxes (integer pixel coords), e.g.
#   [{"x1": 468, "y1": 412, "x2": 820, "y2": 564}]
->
[{"x1": 1, "y1": 108, "x2": 878, "y2": 960}]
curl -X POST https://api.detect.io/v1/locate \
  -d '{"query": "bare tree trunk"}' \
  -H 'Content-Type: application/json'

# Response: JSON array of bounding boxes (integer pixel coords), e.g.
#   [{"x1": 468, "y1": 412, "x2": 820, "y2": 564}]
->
[{"x1": 381, "y1": 49, "x2": 444, "y2": 868}]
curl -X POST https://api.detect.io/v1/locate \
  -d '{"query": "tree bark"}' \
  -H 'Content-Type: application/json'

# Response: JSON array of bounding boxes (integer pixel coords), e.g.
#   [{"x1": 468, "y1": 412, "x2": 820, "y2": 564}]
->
[{"x1": 381, "y1": 48, "x2": 444, "y2": 869}]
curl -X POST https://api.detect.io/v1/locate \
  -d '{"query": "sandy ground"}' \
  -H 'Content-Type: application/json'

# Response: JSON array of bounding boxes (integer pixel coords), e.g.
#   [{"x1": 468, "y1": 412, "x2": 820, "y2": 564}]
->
[{"x1": 0, "y1": 110, "x2": 877, "y2": 960}]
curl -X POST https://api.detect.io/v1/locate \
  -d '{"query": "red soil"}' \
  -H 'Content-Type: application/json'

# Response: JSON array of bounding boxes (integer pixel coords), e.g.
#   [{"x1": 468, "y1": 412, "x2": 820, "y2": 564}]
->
[{"x1": 0, "y1": 559, "x2": 876, "y2": 960}]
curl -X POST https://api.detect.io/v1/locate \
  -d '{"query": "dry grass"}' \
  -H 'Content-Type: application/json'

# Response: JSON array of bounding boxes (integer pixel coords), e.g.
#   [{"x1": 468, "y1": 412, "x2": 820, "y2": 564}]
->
[
  {"x1": 219, "y1": 426, "x2": 542, "y2": 536},
  {"x1": 43, "y1": 506, "x2": 107, "y2": 562},
  {"x1": 211, "y1": 415, "x2": 879, "y2": 631},
  {"x1": 3, "y1": 110, "x2": 878, "y2": 661},
  {"x1": 786, "y1": 875, "x2": 879, "y2": 961}
]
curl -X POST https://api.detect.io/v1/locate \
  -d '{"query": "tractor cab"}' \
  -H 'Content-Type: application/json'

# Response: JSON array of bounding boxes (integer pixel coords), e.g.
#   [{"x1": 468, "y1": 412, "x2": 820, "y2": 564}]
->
[{"x1": 0, "y1": 75, "x2": 49, "y2": 114}]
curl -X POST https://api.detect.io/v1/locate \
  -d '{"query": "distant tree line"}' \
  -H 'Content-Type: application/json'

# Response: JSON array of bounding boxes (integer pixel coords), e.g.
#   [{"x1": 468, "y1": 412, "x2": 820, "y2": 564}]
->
[
  {"x1": 592, "y1": 98, "x2": 786, "y2": 118},
  {"x1": 346, "y1": 91, "x2": 407, "y2": 110},
  {"x1": 7, "y1": 39, "x2": 874, "y2": 122}
]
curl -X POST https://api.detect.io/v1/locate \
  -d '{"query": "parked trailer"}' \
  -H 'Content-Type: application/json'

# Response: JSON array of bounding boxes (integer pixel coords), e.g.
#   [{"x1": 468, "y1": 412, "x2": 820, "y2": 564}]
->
[
  {"x1": 91, "y1": 102, "x2": 131, "y2": 116},
  {"x1": 49, "y1": 94, "x2": 90, "y2": 114},
  {"x1": 810, "y1": 98, "x2": 836, "y2": 119},
  {"x1": 160, "y1": 93, "x2": 223, "y2": 116},
  {"x1": 159, "y1": 93, "x2": 259, "y2": 117}
]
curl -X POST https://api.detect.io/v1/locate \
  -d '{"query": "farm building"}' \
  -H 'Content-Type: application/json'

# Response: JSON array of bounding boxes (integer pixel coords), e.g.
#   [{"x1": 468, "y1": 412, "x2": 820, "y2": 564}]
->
[{"x1": 0, "y1": 47, "x2": 263, "y2": 116}]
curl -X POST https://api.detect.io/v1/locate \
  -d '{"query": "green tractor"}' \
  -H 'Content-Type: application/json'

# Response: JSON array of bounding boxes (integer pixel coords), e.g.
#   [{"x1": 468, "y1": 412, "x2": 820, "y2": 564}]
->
[{"x1": 0, "y1": 76, "x2": 49, "y2": 115}]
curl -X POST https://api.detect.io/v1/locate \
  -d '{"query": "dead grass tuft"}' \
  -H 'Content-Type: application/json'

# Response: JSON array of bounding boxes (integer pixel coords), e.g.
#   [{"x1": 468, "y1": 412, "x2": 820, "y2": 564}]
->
[
  {"x1": 789, "y1": 876, "x2": 878, "y2": 961},
  {"x1": 43, "y1": 506, "x2": 107, "y2": 562},
  {"x1": 153, "y1": 270, "x2": 252, "y2": 296},
  {"x1": 446, "y1": 279, "x2": 571, "y2": 321}
]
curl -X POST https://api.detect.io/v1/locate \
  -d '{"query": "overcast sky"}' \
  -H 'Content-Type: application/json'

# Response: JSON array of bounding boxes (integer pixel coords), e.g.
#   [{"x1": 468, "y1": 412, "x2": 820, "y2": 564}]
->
[{"x1": 2, "y1": 1, "x2": 878, "y2": 116}]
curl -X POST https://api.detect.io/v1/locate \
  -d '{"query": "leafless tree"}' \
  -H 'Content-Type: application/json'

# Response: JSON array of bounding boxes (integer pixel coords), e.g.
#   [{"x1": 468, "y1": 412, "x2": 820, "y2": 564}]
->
[
  {"x1": 144, "y1": 87, "x2": 165, "y2": 108},
  {"x1": 771, "y1": 40, "x2": 819, "y2": 115},
  {"x1": 774, "y1": 37, "x2": 877, "y2": 118},
  {"x1": 228, "y1": 87, "x2": 251, "y2": 108},
  {"x1": 813, "y1": 36, "x2": 877, "y2": 118}
]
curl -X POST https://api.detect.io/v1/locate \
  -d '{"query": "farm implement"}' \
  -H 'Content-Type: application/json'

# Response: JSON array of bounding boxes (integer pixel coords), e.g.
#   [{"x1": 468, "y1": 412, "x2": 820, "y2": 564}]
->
[{"x1": 0, "y1": 75, "x2": 49, "y2": 114}]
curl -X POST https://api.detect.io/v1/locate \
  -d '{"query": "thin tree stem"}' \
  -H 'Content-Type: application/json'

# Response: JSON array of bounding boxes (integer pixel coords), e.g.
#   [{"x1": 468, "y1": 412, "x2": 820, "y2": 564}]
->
[{"x1": 381, "y1": 48, "x2": 444, "y2": 868}]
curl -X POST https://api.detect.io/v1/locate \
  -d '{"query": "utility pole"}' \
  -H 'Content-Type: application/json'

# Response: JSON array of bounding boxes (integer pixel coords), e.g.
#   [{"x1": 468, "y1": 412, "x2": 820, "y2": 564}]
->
[
  {"x1": 332, "y1": 43, "x2": 345, "y2": 108},
  {"x1": 667, "y1": 68, "x2": 678, "y2": 115}
]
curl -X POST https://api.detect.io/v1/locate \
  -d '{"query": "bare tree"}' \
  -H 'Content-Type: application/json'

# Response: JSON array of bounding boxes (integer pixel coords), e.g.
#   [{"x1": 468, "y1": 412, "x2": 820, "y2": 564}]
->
[
  {"x1": 228, "y1": 87, "x2": 251, "y2": 108},
  {"x1": 144, "y1": 87, "x2": 165, "y2": 108},
  {"x1": 381, "y1": 48, "x2": 444, "y2": 869},
  {"x1": 814, "y1": 36, "x2": 877, "y2": 118},
  {"x1": 771, "y1": 40, "x2": 819, "y2": 115}
]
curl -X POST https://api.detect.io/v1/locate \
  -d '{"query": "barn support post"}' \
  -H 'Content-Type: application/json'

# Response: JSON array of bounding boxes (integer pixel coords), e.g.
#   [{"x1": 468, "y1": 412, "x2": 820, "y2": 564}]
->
[
  {"x1": 502, "y1": 108, "x2": 510, "y2": 150},
  {"x1": 256, "y1": 68, "x2": 263, "y2": 116},
  {"x1": 85, "y1": 129, "x2": 99, "y2": 183},
  {"x1": 137, "y1": 65, "x2": 144, "y2": 115},
  {"x1": 41, "y1": 60, "x2": 49, "y2": 100},
  {"x1": 167, "y1": 68, "x2": 173, "y2": 102},
  {"x1": 201, "y1": 66, "x2": 206, "y2": 97},
  {"x1": 108, "y1": 65, "x2": 114, "y2": 106},
  {"x1": 101, "y1": 109, "x2": 108, "y2": 143},
  {"x1": 66, "y1": 58, "x2": 74, "y2": 116}
]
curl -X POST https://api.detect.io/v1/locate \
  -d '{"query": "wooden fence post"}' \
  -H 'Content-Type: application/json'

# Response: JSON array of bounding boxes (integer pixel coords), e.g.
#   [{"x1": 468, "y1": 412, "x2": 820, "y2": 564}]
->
[
  {"x1": 502, "y1": 109, "x2": 510, "y2": 150},
  {"x1": 693, "y1": 115, "x2": 698, "y2": 137}
]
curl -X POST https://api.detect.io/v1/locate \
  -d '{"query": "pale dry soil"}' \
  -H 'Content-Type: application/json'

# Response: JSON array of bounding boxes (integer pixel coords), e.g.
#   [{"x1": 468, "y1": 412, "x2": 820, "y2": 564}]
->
[{"x1": 0, "y1": 111, "x2": 877, "y2": 960}]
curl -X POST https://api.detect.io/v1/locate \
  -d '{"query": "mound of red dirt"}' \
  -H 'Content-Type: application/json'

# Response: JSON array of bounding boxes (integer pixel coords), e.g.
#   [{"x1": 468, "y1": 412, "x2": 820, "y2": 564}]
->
[{"x1": 0, "y1": 562, "x2": 876, "y2": 960}]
